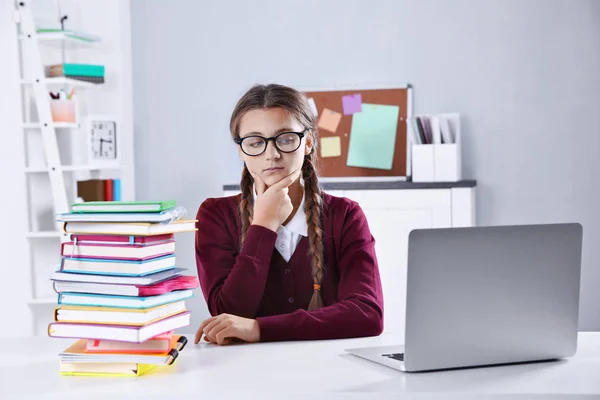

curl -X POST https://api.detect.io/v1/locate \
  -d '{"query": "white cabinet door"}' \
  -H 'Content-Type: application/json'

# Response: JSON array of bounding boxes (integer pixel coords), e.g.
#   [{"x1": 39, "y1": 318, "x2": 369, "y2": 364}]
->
[{"x1": 344, "y1": 190, "x2": 452, "y2": 339}]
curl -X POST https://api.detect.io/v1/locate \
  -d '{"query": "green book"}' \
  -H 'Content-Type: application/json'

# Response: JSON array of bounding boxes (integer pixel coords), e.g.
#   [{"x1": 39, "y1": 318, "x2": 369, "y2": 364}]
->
[{"x1": 71, "y1": 200, "x2": 176, "y2": 213}]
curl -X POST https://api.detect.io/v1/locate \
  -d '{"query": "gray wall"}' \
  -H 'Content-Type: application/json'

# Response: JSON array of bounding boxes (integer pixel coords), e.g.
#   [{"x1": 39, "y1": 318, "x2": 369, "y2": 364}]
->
[{"x1": 131, "y1": 0, "x2": 600, "y2": 331}]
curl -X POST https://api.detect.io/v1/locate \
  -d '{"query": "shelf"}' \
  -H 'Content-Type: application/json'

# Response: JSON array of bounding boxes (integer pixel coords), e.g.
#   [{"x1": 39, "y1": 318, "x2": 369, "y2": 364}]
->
[
  {"x1": 26, "y1": 231, "x2": 64, "y2": 238},
  {"x1": 23, "y1": 122, "x2": 80, "y2": 129},
  {"x1": 19, "y1": 31, "x2": 101, "y2": 48},
  {"x1": 25, "y1": 165, "x2": 123, "y2": 173},
  {"x1": 27, "y1": 296, "x2": 58, "y2": 305},
  {"x1": 21, "y1": 77, "x2": 101, "y2": 88}
]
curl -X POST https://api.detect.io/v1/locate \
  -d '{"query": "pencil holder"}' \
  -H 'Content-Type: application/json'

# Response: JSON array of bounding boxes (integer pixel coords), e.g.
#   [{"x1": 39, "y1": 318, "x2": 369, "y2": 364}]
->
[{"x1": 50, "y1": 100, "x2": 77, "y2": 123}]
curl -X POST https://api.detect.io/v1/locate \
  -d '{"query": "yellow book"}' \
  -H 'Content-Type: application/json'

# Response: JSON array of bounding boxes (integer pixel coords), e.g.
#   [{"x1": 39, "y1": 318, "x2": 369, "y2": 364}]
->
[{"x1": 59, "y1": 362, "x2": 158, "y2": 377}]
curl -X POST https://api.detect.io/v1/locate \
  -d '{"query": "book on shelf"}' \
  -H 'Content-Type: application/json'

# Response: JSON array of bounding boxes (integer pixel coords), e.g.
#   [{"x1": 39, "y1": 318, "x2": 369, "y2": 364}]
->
[{"x1": 76, "y1": 179, "x2": 121, "y2": 202}]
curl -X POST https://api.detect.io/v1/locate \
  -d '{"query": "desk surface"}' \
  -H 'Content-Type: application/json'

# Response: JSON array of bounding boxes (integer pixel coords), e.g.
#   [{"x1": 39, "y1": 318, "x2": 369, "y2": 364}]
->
[{"x1": 1, "y1": 332, "x2": 598, "y2": 400}]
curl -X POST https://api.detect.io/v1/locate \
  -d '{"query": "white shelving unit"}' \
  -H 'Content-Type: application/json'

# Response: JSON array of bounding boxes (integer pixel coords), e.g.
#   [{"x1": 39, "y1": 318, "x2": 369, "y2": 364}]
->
[{"x1": 11, "y1": 1, "x2": 136, "y2": 324}]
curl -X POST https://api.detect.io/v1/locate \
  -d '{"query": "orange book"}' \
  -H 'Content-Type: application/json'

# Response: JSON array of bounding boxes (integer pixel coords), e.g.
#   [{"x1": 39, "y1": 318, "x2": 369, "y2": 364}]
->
[{"x1": 84, "y1": 332, "x2": 186, "y2": 354}]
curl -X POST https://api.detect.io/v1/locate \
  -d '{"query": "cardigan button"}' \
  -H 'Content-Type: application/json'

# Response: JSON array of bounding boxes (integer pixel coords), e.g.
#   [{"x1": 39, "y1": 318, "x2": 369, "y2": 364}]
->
[
  {"x1": 288, "y1": 297, "x2": 294, "y2": 304},
  {"x1": 285, "y1": 269, "x2": 291, "y2": 274}
]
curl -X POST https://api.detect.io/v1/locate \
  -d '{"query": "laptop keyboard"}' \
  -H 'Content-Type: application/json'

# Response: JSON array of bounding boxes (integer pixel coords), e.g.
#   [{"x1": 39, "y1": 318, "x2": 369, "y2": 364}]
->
[{"x1": 382, "y1": 353, "x2": 404, "y2": 361}]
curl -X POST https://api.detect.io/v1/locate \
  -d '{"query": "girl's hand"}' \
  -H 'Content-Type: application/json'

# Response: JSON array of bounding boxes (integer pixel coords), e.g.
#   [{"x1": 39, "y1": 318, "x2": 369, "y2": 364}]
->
[
  {"x1": 194, "y1": 313, "x2": 260, "y2": 345},
  {"x1": 251, "y1": 169, "x2": 300, "y2": 232}
]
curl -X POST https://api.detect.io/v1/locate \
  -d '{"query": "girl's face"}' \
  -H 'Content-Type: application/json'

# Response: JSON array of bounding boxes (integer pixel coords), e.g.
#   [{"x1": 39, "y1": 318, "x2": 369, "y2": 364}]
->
[{"x1": 238, "y1": 107, "x2": 313, "y2": 187}]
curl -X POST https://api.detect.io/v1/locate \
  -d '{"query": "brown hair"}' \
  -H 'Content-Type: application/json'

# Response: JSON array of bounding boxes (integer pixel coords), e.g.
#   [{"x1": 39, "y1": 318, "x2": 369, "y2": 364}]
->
[{"x1": 230, "y1": 84, "x2": 325, "y2": 310}]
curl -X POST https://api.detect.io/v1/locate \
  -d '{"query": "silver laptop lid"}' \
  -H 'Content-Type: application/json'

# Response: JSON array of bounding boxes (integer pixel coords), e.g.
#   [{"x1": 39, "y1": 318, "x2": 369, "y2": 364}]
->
[{"x1": 404, "y1": 223, "x2": 582, "y2": 372}]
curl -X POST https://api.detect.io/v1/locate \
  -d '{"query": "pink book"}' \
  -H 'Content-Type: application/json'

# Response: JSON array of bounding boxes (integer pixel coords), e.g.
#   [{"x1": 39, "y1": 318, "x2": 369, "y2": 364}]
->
[
  {"x1": 70, "y1": 233, "x2": 175, "y2": 245},
  {"x1": 137, "y1": 276, "x2": 199, "y2": 296},
  {"x1": 61, "y1": 239, "x2": 175, "y2": 261}
]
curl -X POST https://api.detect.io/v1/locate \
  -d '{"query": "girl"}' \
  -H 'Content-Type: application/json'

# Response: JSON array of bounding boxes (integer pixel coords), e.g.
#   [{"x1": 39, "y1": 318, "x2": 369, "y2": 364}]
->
[{"x1": 194, "y1": 83, "x2": 384, "y2": 345}]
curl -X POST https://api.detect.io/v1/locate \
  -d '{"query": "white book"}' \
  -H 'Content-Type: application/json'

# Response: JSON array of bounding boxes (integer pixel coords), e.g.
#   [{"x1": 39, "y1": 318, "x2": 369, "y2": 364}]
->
[
  {"x1": 60, "y1": 254, "x2": 176, "y2": 276},
  {"x1": 58, "y1": 289, "x2": 194, "y2": 309},
  {"x1": 63, "y1": 219, "x2": 197, "y2": 236},
  {"x1": 55, "y1": 301, "x2": 187, "y2": 325},
  {"x1": 51, "y1": 267, "x2": 185, "y2": 286},
  {"x1": 48, "y1": 311, "x2": 191, "y2": 343},
  {"x1": 61, "y1": 241, "x2": 175, "y2": 260}
]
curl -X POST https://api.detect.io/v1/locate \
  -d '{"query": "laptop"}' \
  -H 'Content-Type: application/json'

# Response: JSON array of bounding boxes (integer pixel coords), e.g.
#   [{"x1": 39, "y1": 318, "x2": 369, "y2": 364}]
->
[{"x1": 346, "y1": 223, "x2": 583, "y2": 372}]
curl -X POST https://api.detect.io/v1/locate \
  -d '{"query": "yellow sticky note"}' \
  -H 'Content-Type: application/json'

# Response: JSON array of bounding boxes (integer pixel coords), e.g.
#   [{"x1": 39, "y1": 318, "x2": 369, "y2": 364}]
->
[
  {"x1": 320, "y1": 136, "x2": 342, "y2": 158},
  {"x1": 317, "y1": 108, "x2": 342, "y2": 133}
]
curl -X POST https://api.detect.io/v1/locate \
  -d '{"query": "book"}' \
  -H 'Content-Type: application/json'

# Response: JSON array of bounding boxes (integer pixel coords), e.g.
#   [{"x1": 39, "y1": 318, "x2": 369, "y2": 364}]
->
[
  {"x1": 50, "y1": 267, "x2": 186, "y2": 286},
  {"x1": 60, "y1": 240, "x2": 175, "y2": 260},
  {"x1": 60, "y1": 254, "x2": 176, "y2": 276},
  {"x1": 58, "y1": 289, "x2": 195, "y2": 309},
  {"x1": 60, "y1": 336, "x2": 186, "y2": 364},
  {"x1": 54, "y1": 275, "x2": 199, "y2": 297},
  {"x1": 69, "y1": 233, "x2": 174, "y2": 245},
  {"x1": 71, "y1": 200, "x2": 176, "y2": 213},
  {"x1": 85, "y1": 331, "x2": 179, "y2": 354},
  {"x1": 48, "y1": 311, "x2": 191, "y2": 342},
  {"x1": 54, "y1": 300, "x2": 187, "y2": 326},
  {"x1": 46, "y1": 63, "x2": 105, "y2": 77},
  {"x1": 63, "y1": 219, "x2": 197, "y2": 236},
  {"x1": 56, "y1": 206, "x2": 187, "y2": 223},
  {"x1": 59, "y1": 362, "x2": 157, "y2": 377}
]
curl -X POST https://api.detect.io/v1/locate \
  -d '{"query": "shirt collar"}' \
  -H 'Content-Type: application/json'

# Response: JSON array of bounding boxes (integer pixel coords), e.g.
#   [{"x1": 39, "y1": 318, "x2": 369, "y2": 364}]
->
[{"x1": 252, "y1": 184, "x2": 308, "y2": 237}]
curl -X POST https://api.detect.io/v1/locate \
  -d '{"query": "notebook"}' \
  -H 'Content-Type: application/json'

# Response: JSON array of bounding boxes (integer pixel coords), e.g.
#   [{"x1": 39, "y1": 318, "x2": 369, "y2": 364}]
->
[
  {"x1": 59, "y1": 362, "x2": 157, "y2": 377},
  {"x1": 85, "y1": 331, "x2": 179, "y2": 354},
  {"x1": 48, "y1": 311, "x2": 191, "y2": 342},
  {"x1": 70, "y1": 200, "x2": 176, "y2": 213},
  {"x1": 51, "y1": 267, "x2": 186, "y2": 286},
  {"x1": 60, "y1": 254, "x2": 176, "y2": 276},
  {"x1": 57, "y1": 205, "x2": 186, "y2": 223},
  {"x1": 60, "y1": 240, "x2": 175, "y2": 260},
  {"x1": 57, "y1": 288, "x2": 195, "y2": 309},
  {"x1": 53, "y1": 275, "x2": 199, "y2": 297},
  {"x1": 54, "y1": 300, "x2": 187, "y2": 326},
  {"x1": 60, "y1": 337, "x2": 186, "y2": 365},
  {"x1": 63, "y1": 219, "x2": 197, "y2": 236}
]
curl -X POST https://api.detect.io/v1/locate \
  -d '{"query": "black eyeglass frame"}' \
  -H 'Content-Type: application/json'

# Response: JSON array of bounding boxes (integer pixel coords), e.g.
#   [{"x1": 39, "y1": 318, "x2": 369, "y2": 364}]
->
[{"x1": 235, "y1": 129, "x2": 308, "y2": 157}]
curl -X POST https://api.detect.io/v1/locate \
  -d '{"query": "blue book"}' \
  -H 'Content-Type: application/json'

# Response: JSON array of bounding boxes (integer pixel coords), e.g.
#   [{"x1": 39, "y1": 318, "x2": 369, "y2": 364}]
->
[
  {"x1": 113, "y1": 179, "x2": 121, "y2": 201},
  {"x1": 57, "y1": 289, "x2": 195, "y2": 309}
]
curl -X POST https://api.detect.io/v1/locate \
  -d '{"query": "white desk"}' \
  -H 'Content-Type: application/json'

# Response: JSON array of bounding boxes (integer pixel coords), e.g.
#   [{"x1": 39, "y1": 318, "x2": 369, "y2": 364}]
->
[{"x1": 1, "y1": 332, "x2": 599, "y2": 400}]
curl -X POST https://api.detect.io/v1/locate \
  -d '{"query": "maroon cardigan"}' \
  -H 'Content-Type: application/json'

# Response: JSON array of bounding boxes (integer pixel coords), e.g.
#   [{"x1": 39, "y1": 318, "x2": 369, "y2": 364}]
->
[{"x1": 194, "y1": 191, "x2": 384, "y2": 342}]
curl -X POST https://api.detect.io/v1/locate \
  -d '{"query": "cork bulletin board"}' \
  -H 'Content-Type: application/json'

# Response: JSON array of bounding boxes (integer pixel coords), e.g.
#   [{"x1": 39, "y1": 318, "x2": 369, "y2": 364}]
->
[{"x1": 303, "y1": 85, "x2": 412, "y2": 179}]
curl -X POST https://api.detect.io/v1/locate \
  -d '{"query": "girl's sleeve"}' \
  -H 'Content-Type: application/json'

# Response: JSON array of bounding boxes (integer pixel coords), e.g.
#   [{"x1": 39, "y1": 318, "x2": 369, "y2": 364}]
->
[
  {"x1": 195, "y1": 198, "x2": 277, "y2": 318},
  {"x1": 255, "y1": 202, "x2": 384, "y2": 341}
]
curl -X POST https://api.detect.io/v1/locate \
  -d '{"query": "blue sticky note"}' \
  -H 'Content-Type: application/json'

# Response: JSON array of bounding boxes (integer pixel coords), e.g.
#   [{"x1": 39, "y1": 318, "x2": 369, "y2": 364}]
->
[{"x1": 346, "y1": 103, "x2": 400, "y2": 170}]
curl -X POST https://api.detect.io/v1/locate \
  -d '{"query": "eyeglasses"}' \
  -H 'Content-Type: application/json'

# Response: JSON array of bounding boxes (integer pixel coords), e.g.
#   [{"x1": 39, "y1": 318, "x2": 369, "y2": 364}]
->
[{"x1": 235, "y1": 130, "x2": 307, "y2": 157}]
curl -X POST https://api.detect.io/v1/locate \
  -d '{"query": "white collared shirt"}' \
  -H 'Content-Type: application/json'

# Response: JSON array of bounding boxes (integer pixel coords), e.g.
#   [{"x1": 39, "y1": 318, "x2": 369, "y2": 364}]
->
[{"x1": 253, "y1": 186, "x2": 308, "y2": 262}]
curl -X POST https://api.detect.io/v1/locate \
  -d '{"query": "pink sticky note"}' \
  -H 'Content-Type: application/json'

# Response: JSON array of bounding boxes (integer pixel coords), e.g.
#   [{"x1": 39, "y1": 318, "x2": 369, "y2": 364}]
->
[
  {"x1": 317, "y1": 108, "x2": 342, "y2": 133},
  {"x1": 342, "y1": 94, "x2": 362, "y2": 115}
]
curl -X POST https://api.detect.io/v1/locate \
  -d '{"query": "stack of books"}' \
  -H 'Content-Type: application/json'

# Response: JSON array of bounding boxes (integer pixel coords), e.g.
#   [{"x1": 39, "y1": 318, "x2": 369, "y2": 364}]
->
[{"x1": 49, "y1": 200, "x2": 198, "y2": 377}]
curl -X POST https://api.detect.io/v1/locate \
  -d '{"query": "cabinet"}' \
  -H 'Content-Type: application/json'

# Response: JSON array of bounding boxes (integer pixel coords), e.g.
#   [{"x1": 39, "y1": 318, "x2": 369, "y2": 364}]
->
[{"x1": 223, "y1": 181, "x2": 476, "y2": 338}]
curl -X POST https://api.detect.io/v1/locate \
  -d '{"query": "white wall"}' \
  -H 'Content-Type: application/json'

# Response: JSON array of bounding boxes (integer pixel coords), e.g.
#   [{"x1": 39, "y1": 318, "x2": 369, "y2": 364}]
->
[{"x1": 131, "y1": 0, "x2": 600, "y2": 332}]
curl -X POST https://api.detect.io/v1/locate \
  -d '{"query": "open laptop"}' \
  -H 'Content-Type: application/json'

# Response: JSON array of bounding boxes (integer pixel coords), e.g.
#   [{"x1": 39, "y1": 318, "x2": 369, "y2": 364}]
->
[{"x1": 346, "y1": 223, "x2": 583, "y2": 372}]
